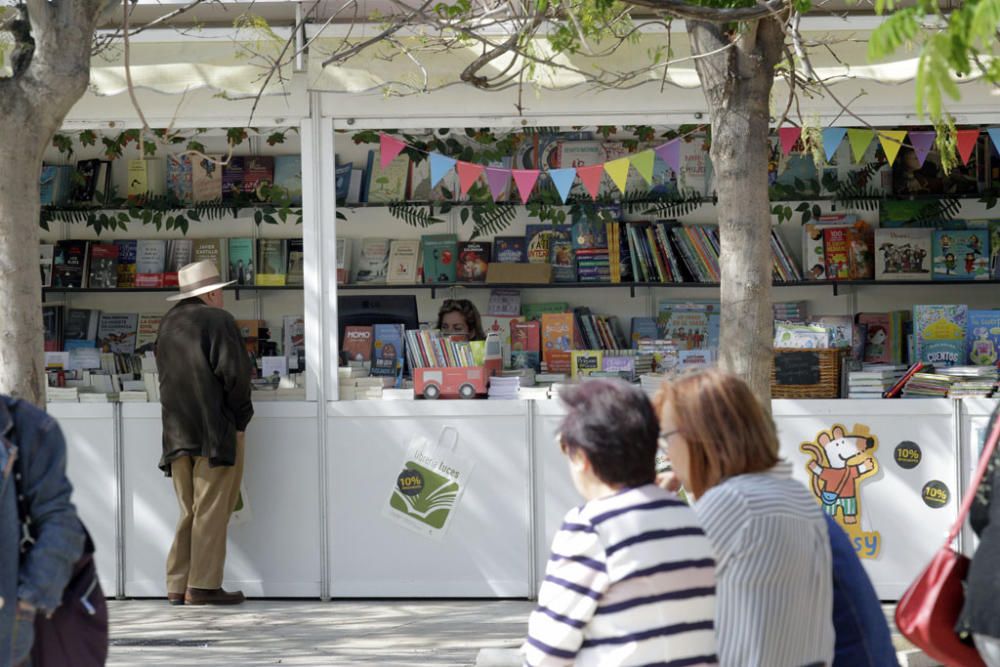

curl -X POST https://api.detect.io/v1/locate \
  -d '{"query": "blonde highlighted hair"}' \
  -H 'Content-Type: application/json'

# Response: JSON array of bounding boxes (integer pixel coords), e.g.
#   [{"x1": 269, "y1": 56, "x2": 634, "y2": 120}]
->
[{"x1": 652, "y1": 369, "x2": 779, "y2": 498}]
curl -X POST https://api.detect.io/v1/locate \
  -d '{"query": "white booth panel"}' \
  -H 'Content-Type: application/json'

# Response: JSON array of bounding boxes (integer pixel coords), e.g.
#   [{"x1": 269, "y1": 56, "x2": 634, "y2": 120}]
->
[
  {"x1": 121, "y1": 402, "x2": 321, "y2": 597},
  {"x1": 531, "y1": 401, "x2": 578, "y2": 592},
  {"x1": 958, "y1": 398, "x2": 998, "y2": 554},
  {"x1": 50, "y1": 403, "x2": 118, "y2": 595},
  {"x1": 326, "y1": 401, "x2": 532, "y2": 597},
  {"x1": 773, "y1": 399, "x2": 958, "y2": 600}
]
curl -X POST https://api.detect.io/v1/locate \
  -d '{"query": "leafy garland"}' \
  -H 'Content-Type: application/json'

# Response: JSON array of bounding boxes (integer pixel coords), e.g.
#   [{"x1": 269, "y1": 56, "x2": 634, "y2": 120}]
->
[{"x1": 43, "y1": 127, "x2": 302, "y2": 234}]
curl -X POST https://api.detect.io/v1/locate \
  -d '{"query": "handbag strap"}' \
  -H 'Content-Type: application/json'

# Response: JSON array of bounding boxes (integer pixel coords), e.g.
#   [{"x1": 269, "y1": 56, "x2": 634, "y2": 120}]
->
[{"x1": 947, "y1": 407, "x2": 1000, "y2": 543}]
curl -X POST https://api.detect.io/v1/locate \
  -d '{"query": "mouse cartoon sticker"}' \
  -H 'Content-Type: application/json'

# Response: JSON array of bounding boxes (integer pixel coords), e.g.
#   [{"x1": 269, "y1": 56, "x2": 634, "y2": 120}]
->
[{"x1": 800, "y1": 423, "x2": 882, "y2": 559}]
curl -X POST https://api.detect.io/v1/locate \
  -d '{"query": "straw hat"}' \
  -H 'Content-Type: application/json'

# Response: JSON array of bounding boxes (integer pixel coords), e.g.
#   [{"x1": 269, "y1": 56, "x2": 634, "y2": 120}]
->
[{"x1": 166, "y1": 260, "x2": 235, "y2": 301}]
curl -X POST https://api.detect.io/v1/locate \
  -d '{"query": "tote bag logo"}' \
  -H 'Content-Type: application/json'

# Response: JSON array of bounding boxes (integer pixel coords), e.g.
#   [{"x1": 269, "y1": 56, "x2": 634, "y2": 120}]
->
[{"x1": 800, "y1": 423, "x2": 882, "y2": 559}]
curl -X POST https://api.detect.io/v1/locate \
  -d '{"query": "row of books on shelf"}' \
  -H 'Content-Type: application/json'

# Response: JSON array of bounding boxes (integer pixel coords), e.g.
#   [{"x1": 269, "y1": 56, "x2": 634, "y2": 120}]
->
[
  {"x1": 847, "y1": 363, "x2": 1000, "y2": 399},
  {"x1": 41, "y1": 238, "x2": 304, "y2": 289},
  {"x1": 41, "y1": 155, "x2": 302, "y2": 207},
  {"x1": 337, "y1": 220, "x2": 801, "y2": 286},
  {"x1": 42, "y1": 306, "x2": 305, "y2": 373}
]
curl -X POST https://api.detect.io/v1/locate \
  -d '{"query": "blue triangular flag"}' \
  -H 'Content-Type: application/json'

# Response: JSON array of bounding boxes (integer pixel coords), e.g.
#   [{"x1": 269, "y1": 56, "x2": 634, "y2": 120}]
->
[
  {"x1": 548, "y1": 168, "x2": 576, "y2": 204},
  {"x1": 988, "y1": 128, "x2": 1000, "y2": 156},
  {"x1": 429, "y1": 153, "x2": 457, "y2": 188},
  {"x1": 822, "y1": 127, "x2": 847, "y2": 162}
]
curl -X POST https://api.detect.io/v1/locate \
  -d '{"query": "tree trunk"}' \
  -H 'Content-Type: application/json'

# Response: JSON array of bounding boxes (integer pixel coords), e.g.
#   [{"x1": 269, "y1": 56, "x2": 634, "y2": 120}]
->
[
  {"x1": 0, "y1": 124, "x2": 47, "y2": 406},
  {"x1": 688, "y1": 18, "x2": 785, "y2": 403}
]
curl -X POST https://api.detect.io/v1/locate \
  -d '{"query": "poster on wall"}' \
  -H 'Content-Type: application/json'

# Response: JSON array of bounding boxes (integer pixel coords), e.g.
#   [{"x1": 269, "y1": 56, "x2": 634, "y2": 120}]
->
[
  {"x1": 384, "y1": 427, "x2": 475, "y2": 539},
  {"x1": 800, "y1": 424, "x2": 882, "y2": 559}
]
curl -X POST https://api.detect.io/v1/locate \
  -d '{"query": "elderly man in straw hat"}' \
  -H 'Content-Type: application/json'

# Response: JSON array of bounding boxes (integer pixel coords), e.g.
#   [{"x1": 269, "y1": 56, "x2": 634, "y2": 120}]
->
[{"x1": 156, "y1": 260, "x2": 253, "y2": 606}]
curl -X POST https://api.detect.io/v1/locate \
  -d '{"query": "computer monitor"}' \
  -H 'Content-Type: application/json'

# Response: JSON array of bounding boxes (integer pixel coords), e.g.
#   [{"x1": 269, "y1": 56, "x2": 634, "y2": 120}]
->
[{"x1": 337, "y1": 294, "x2": 420, "y2": 352}]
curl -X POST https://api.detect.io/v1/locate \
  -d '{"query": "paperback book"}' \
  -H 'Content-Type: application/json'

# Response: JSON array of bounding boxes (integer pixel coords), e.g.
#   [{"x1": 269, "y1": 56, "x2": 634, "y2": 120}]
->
[
  {"x1": 914, "y1": 304, "x2": 968, "y2": 366},
  {"x1": 422, "y1": 234, "x2": 458, "y2": 284},
  {"x1": 87, "y1": 243, "x2": 119, "y2": 289},
  {"x1": 115, "y1": 240, "x2": 137, "y2": 288},
  {"x1": 457, "y1": 242, "x2": 490, "y2": 282},
  {"x1": 164, "y1": 240, "x2": 194, "y2": 287},
  {"x1": 52, "y1": 240, "x2": 89, "y2": 288},
  {"x1": 227, "y1": 238, "x2": 255, "y2": 285},
  {"x1": 932, "y1": 230, "x2": 990, "y2": 280},
  {"x1": 256, "y1": 239, "x2": 289, "y2": 286},
  {"x1": 97, "y1": 313, "x2": 139, "y2": 354}
]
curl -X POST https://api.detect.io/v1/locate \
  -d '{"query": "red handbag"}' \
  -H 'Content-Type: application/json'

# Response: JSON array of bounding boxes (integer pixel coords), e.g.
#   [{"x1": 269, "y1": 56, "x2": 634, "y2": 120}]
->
[{"x1": 895, "y1": 408, "x2": 1000, "y2": 667}]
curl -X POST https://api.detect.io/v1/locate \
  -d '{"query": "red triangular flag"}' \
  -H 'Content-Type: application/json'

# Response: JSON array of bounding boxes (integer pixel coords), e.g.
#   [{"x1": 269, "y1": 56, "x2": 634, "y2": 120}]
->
[
  {"x1": 577, "y1": 165, "x2": 604, "y2": 200},
  {"x1": 511, "y1": 169, "x2": 540, "y2": 205},
  {"x1": 379, "y1": 133, "x2": 407, "y2": 169},
  {"x1": 456, "y1": 162, "x2": 485, "y2": 197},
  {"x1": 778, "y1": 127, "x2": 802, "y2": 157},
  {"x1": 956, "y1": 129, "x2": 980, "y2": 166}
]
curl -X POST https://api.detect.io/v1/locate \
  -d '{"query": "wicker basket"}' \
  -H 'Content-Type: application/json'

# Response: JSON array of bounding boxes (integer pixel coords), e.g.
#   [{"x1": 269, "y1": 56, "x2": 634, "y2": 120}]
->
[{"x1": 770, "y1": 348, "x2": 845, "y2": 399}]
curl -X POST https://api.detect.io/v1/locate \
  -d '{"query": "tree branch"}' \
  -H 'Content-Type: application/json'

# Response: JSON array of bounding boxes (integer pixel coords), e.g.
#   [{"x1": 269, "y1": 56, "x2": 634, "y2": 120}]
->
[
  {"x1": 322, "y1": 0, "x2": 436, "y2": 67},
  {"x1": 625, "y1": 0, "x2": 787, "y2": 23},
  {"x1": 461, "y1": 15, "x2": 544, "y2": 89}
]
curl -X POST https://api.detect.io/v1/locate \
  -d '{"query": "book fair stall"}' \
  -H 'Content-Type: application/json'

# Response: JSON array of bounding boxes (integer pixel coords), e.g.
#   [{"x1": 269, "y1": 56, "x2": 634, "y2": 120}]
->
[{"x1": 36, "y1": 20, "x2": 1000, "y2": 600}]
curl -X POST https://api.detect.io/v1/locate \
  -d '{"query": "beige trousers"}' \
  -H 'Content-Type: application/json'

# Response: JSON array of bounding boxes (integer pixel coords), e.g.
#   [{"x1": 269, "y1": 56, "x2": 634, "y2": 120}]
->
[{"x1": 166, "y1": 434, "x2": 244, "y2": 594}]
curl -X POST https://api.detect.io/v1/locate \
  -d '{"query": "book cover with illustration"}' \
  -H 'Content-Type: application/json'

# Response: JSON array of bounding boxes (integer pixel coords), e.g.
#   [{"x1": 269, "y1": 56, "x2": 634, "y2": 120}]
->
[
  {"x1": 656, "y1": 301, "x2": 720, "y2": 351},
  {"x1": 966, "y1": 309, "x2": 1000, "y2": 366},
  {"x1": 823, "y1": 227, "x2": 851, "y2": 280},
  {"x1": 114, "y1": 240, "x2": 137, "y2": 288},
  {"x1": 570, "y1": 350, "x2": 603, "y2": 379},
  {"x1": 421, "y1": 234, "x2": 458, "y2": 284},
  {"x1": 366, "y1": 150, "x2": 410, "y2": 203},
  {"x1": 63, "y1": 308, "x2": 100, "y2": 350},
  {"x1": 857, "y1": 312, "x2": 893, "y2": 364},
  {"x1": 371, "y1": 323, "x2": 405, "y2": 386},
  {"x1": 227, "y1": 238, "x2": 255, "y2": 285},
  {"x1": 286, "y1": 239, "x2": 304, "y2": 286},
  {"x1": 457, "y1": 242, "x2": 490, "y2": 282},
  {"x1": 52, "y1": 240, "x2": 89, "y2": 288},
  {"x1": 164, "y1": 239, "x2": 194, "y2": 287},
  {"x1": 493, "y1": 237, "x2": 527, "y2": 263},
  {"x1": 482, "y1": 315, "x2": 518, "y2": 368},
  {"x1": 932, "y1": 230, "x2": 990, "y2": 280},
  {"x1": 135, "y1": 314, "x2": 162, "y2": 352},
  {"x1": 874, "y1": 228, "x2": 932, "y2": 281},
  {"x1": 167, "y1": 155, "x2": 194, "y2": 203},
  {"x1": 135, "y1": 240, "x2": 167, "y2": 288},
  {"x1": 914, "y1": 304, "x2": 968, "y2": 366},
  {"x1": 525, "y1": 225, "x2": 555, "y2": 265},
  {"x1": 273, "y1": 155, "x2": 303, "y2": 205},
  {"x1": 386, "y1": 239, "x2": 421, "y2": 284},
  {"x1": 541, "y1": 312, "x2": 575, "y2": 370},
  {"x1": 510, "y1": 319, "x2": 541, "y2": 371},
  {"x1": 342, "y1": 325, "x2": 374, "y2": 363},
  {"x1": 256, "y1": 239, "x2": 289, "y2": 286},
  {"x1": 87, "y1": 243, "x2": 119, "y2": 289},
  {"x1": 97, "y1": 313, "x2": 139, "y2": 354},
  {"x1": 353, "y1": 238, "x2": 390, "y2": 284},
  {"x1": 549, "y1": 226, "x2": 575, "y2": 283}
]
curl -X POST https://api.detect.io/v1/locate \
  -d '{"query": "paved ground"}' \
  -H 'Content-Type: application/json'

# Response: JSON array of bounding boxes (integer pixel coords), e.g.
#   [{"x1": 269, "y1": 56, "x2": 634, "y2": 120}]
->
[{"x1": 108, "y1": 599, "x2": 934, "y2": 666}]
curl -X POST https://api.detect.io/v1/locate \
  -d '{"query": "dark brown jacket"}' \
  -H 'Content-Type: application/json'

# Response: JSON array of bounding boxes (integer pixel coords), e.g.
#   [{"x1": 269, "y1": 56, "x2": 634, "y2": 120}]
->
[{"x1": 156, "y1": 298, "x2": 253, "y2": 474}]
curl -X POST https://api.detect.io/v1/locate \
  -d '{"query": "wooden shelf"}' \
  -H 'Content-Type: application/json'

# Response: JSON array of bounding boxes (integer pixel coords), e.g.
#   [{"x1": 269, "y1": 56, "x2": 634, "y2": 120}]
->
[{"x1": 42, "y1": 284, "x2": 302, "y2": 301}]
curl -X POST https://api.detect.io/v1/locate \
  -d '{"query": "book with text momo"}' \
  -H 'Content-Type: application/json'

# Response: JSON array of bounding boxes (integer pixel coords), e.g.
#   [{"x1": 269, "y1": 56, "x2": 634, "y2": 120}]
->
[
  {"x1": 914, "y1": 304, "x2": 968, "y2": 366},
  {"x1": 874, "y1": 228, "x2": 932, "y2": 281},
  {"x1": 286, "y1": 239, "x2": 305, "y2": 286},
  {"x1": 342, "y1": 325, "x2": 374, "y2": 363},
  {"x1": 371, "y1": 323, "x2": 405, "y2": 387},
  {"x1": 87, "y1": 243, "x2": 119, "y2": 289},
  {"x1": 256, "y1": 239, "x2": 289, "y2": 285},
  {"x1": 457, "y1": 242, "x2": 490, "y2": 282},
  {"x1": 966, "y1": 309, "x2": 1000, "y2": 366},
  {"x1": 510, "y1": 319, "x2": 541, "y2": 371},
  {"x1": 135, "y1": 240, "x2": 167, "y2": 288},
  {"x1": 164, "y1": 239, "x2": 194, "y2": 287},
  {"x1": 353, "y1": 238, "x2": 390, "y2": 284},
  {"x1": 227, "y1": 238, "x2": 255, "y2": 285},
  {"x1": 63, "y1": 309, "x2": 100, "y2": 350},
  {"x1": 52, "y1": 240, "x2": 89, "y2": 288},
  {"x1": 525, "y1": 225, "x2": 555, "y2": 264},
  {"x1": 421, "y1": 234, "x2": 458, "y2": 284},
  {"x1": 40, "y1": 245, "x2": 54, "y2": 288},
  {"x1": 932, "y1": 230, "x2": 990, "y2": 280},
  {"x1": 493, "y1": 237, "x2": 527, "y2": 263},
  {"x1": 114, "y1": 240, "x2": 137, "y2": 288},
  {"x1": 192, "y1": 239, "x2": 224, "y2": 278},
  {"x1": 387, "y1": 239, "x2": 421, "y2": 284},
  {"x1": 135, "y1": 314, "x2": 162, "y2": 352},
  {"x1": 97, "y1": 313, "x2": 139, "y2": 354}
]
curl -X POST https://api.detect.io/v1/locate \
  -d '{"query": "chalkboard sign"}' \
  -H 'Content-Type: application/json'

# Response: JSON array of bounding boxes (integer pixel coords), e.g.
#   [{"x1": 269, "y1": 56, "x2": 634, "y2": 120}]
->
[{"x1": 774, "y1": 351, "x2": 821, "y2": 385}]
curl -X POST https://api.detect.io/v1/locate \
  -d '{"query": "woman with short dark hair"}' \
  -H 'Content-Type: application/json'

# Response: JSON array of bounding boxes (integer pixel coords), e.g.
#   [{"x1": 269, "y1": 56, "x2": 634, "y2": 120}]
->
[{"x1": 523, "y1": 379, "x2": 717, "y2": 667}]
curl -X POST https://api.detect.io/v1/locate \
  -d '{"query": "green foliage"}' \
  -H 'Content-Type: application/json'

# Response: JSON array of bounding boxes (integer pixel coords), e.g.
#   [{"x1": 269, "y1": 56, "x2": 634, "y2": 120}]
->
[
  {"x1": 52, "y1": 134, "x2": 74, "y2": 159},
  {"x1": 387, "y1": 203, "x2": 445, "y2": 227}
]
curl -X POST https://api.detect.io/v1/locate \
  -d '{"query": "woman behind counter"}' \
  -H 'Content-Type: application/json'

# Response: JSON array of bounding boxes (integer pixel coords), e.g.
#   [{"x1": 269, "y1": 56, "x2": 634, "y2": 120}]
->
[{"x1": 437, "y1": 299, "x2": 485, "y2": 341}]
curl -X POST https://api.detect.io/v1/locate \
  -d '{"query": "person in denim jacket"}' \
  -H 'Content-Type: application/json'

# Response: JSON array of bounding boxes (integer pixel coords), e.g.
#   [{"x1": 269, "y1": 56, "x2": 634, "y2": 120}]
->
[{"x1": 1, "y1": 396, "x2": 86, "y2": 667}]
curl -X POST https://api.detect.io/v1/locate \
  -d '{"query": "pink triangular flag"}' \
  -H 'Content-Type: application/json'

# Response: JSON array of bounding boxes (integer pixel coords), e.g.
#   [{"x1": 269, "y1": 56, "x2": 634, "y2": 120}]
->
[
  {"x1": 577, "y1": 165, "x2": 604, "y2": 199},
  {"x1": 484, "y1": 167, "x2": 512, "y2": 202},
  {"x1": 956, "y1": 129, "x2": 980, "y2": 166},
  {"x1": 457, "y1": 162, "x2": 484, "y2": 197},
  {"x1": 908, "y1": 131, "x2": 936, "y2": 167},
  {"x1": 511, "y1": 169, "x2": 540, "y2": 205},
  {"x1": 379, "y1": 133, "x2": 407, "y2": 169},
  {"x1": 654, "y1": 140, "x2": 680, "y2": 174},
  {"x1": 778, "y1": 127, "x2": 802, "y2": 157}
]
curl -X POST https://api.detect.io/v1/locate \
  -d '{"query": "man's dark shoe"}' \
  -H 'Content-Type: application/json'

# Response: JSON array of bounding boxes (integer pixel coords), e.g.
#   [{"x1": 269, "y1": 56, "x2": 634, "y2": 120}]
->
[
  {"x1": 184, "y1": 587, "x2": 245, "y2": 605},
  {"x1": 167, "y1": 593, "x2": 185, "y2": 606}
]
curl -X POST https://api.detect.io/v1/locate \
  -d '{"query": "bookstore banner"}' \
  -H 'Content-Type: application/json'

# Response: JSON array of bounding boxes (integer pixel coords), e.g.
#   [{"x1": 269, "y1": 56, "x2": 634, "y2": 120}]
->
[{"x1": 384, "y1": 427, "x2": 475, "y2": 539}]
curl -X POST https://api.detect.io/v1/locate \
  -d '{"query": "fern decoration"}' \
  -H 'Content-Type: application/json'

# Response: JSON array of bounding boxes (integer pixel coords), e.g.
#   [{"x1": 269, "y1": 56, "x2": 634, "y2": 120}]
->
[
  {"x1": 468, "y1": 204, "x2": 518, "y2": 239},
  {"x1": 635, "y1": 190, "x2": 706, "y2": 218},
  {"x1": 910, "y1": 197, "x2": 962, "y2": 227},
  {"x1": 388, "y1": 203, "x2": 445, "y2": 227}
]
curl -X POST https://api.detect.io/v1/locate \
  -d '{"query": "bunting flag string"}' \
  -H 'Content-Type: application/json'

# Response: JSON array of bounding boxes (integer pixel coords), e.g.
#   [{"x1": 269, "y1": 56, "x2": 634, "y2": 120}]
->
[{"x1": 373, "y1": 127, "x2": 999, "y2": 205}]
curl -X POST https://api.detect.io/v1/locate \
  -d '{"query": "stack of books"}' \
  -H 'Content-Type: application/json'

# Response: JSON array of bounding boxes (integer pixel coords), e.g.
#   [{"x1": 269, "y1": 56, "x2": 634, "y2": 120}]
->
[
  {"x1": 902, "y1": 370, "x2": 955, "y2": 398},
  {"x1": 640, "y1": 373, "x2": 667, "y2": 396},
  {"x1": 46, "y1": 387, "x2": 79, "y2": 402},
  {"x1": 943, "y1": 366, "x2": 999, "y2": 398},
  {"x1": 576, "y1": 247, "x2": 611, "y2": 283},
  {"x1": 502, "y1": 368, "x2": 536, "y2": 387},
  {"x1": 488, "y1": 376, "x2": 520, "y2": 400},
  {"x1": 773, "y1": 301, "x2": 808, "y2": 323},
  {"x1": 847, "y1": 365, "x2": 907, "y2": 399},
  {"x1": 119, "y1": 390, "x2": 149, "y2": 402},
  {"x1": 339, "y1": 377, "x2": 384, "y2": 401}
]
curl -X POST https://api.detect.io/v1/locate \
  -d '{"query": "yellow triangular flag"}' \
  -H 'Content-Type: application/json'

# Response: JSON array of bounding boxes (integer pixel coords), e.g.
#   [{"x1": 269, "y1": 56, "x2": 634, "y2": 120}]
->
[
  {"x1": 877, "y1": 130, "x2": 908, "y2": 166},
  {"x1": 604, "y1": 157, "x2": 631, "y2": 194},
  {"x1": 631, "y1": 150, "x2": 655, "y2": 186},
  {"x1": 847, "y1": 128, "x2": 874, "y2": 163}
]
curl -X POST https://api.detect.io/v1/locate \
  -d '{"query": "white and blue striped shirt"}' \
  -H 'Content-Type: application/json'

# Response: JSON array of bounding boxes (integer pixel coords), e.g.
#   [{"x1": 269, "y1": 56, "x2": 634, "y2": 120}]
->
[
  {"x1": 524, "y1": 484, "x2": 718, "y2": 667},
  {"x1": 693, "y1": 460, "x2": 834, "y2": 667}
]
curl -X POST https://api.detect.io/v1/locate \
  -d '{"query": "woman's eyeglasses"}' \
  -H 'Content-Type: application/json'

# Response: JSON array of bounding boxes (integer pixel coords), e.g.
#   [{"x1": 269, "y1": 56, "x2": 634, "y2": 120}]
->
[{"x1": 658, "y1": 429, "x2": 681, "y2": 449}]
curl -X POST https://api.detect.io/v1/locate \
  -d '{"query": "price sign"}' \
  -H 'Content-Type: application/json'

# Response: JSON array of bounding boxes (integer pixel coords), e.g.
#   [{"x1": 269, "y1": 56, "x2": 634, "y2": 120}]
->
[
  {"x1": 922, "y1": 480, "x2": 950, "y2": 509},
  {"x1": 893, "y1": 441, "x2": 922, "y2": 469},
  {"x1": 774, "y1": 352, "x2": 821, "y2": 386},
  {"x1": 396, "y1": 469, "x2": 425, "y2": 497}
]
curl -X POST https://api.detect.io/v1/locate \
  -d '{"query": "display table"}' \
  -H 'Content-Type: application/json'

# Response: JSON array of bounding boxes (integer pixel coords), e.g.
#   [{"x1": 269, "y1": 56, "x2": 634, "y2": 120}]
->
[
  {"x1": 119, "y1": 401, "x2": 321, "y2": 597},
  {"x1": 326, "y1": 400, "x2": 533, "y2": 597}
]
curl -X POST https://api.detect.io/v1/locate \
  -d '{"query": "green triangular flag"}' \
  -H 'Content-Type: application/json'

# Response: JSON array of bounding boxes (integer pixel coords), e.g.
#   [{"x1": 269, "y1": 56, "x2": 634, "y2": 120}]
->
[
  {"x1": 847, "y1": 128, "x2": 874, "y2": 163},
  {"x1": 631, "y1": 150, "x2": 655, "y2": 186}
]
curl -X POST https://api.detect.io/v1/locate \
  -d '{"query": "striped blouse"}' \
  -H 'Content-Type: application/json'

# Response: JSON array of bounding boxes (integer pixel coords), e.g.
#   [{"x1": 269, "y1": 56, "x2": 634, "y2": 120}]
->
[
  {"x1": 523, "y1": 484, "x2": 718, "y2": 667},
  {"x1": 693, "y1": 460, "x2": 834, "y2": 667}
]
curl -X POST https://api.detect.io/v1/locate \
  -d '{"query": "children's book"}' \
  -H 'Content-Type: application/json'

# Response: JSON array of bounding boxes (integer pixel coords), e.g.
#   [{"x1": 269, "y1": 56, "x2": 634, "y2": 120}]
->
[
  {"x1": 932, "y1": 230, "x2": 990, "y2": 280},
  {"x1": 966, "y1": 310, "x2": 1000, "y2": 366},
  {"x1": 549, "y1": 226, "x2": 575, "y2": 282},
  {"x1": 386, "y1": 239, "x2": 421, "y2": 284},
  {"x1": 421, "y1": 234, "x2": 458, "y2": 283},
  {"x1": 510, "y1": 319, "x2": 541, "y2": 371},
  {"x1": 493, "y1": 237, "x2": 527, "y2": 263},
  {"x1": 525, "y1": 225, "x2": 554, "y2": 265},
  {"x1": 630, "y1": 317, "x2": 658, "y2": 349},
  {"x1": 541, "y1": 312, "x2": 575, "y2": 370},
  {"x1": 135, "y1": 240, "x2": 167, "y2": 288},
  {"x1": 914, "y1": 304, "x2": 968, "y2": 366},
  {"x1": 97, "y1": 313, "x2": 139, "y2": 354},
  {"x1": 227, "y1": 238, "x2": 255, "y2": 285},
  {"x1": 487, "y1": 289, "x2": 521, "y2": 316},
  {"x1": 571, "y1": 350, "x2": 603, "y2": 379},
  {"x1": 874, "y1": 228, "x2": 932, "y2": 280},
  {"x1": 87, "y1": 243, "x2": 119, "y2": 289},
  {"x1": 457, "y1": 242, "x2": 490, "y2": 282},
  {"x1": 521, "y1": 302, "x2": 569, "y2": 321},
  {"x1": 811, "y1": 315, "x2": 854, "y2": 350},
  {"x1": 353, "y1": 238, "x2": 390, "y2": 284},
  {"x1": 656, "y1": 301, "x2": 719, "y2": 351},
  {"x1": 366, "y1": 150, "x2": 410, "y2": 203},
  {"x1": 823, "y1": 227, "x2": 851, "y2": 280},
  {"x1": 371, "y1": 323, "x2": 405, "y2": 387},
  {"x1": 482, "y1": 315, "x2": 518, "y2": 368},
  {"x1": 342, "y1": 325, "x2": 374, "y2": 363},
  {"x1": 167, "y1": 155, "x2": 194, "y2": 203}
]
